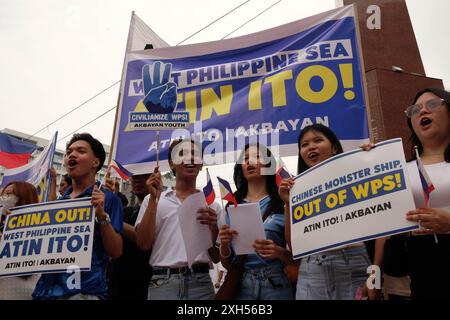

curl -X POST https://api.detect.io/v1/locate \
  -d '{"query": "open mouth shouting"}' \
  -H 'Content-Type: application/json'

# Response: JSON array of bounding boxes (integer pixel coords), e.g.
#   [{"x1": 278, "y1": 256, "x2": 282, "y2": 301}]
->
[
  {"x1": 67, "y1": 159, "x2": 78, "y2": 170},
  {"x1": 307, "y1": 151, "x2": 320, "y2": 163},
  {"x1": 419, "y1": 116, "x2": 432, "y2": 129}
]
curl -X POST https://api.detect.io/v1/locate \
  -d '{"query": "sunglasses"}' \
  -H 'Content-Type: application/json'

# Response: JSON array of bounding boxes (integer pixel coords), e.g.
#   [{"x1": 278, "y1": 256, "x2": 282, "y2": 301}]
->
[{"x1": 404, "y1": 98, "x2": 446, "y2": 118}]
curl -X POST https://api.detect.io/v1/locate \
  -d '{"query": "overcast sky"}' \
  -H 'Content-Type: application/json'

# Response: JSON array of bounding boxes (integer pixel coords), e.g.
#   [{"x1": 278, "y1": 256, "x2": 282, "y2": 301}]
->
[{"x1": 0, "y1": 0, "x2": 448, "y2": 158}]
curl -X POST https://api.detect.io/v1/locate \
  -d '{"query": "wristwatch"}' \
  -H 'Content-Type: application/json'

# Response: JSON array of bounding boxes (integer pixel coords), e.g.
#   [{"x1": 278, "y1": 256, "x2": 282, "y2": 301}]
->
[{"x1": 96, "y1": 213, "x2": 111, "y2": 226}]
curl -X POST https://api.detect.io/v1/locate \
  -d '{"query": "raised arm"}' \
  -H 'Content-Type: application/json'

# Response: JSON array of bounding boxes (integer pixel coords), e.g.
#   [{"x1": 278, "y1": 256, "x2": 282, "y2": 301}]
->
[{"x1": 135, "y1": 167, "x2": 162, "y2": 251}]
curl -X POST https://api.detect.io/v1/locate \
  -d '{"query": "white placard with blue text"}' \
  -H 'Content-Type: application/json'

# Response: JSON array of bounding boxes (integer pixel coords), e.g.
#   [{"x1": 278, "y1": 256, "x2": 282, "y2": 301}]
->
[
  {"x1": 0, "y1": 198, "x2": 95, "y2": 277},
  {"x1": 290, "y1": 138, "x2": 418, "y2": 259}
]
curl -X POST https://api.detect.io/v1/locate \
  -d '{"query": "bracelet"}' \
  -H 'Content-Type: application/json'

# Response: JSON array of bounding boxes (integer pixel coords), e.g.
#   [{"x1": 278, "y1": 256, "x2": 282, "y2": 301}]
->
[{"x1": 219, "y1": 244, "x2": 231, "y2": 258}]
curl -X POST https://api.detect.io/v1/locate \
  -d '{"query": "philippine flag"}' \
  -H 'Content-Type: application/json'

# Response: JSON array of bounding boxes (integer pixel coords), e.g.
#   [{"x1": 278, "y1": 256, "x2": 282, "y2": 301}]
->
[
  {"x1": 203, "y1": 169, "x2": 216, "y2": 206},
  {"x1": 276, "y1": 166, "x2": 292, "y2": 188},
  {"x1": 415, "y1": 151, "x2": 435, "y2": 207},
  {"x1": 0, "y1": 133, "x2": 37, "y2": 169},
  {"x1": 108, "y1": 159, "x2": 133, "y2": 181},
  {"x1": 217, "y1": 176, "x2": 238, "y2": 208}
]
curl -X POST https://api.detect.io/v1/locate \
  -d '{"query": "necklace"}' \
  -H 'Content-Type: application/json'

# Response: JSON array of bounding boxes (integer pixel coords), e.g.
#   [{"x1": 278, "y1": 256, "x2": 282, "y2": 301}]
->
[{"x1": 246, "y1": 193, "x2": 268, "y2": 201}]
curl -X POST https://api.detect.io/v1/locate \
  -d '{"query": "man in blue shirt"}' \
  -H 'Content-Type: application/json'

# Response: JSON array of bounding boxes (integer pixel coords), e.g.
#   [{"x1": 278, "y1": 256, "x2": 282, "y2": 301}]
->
[{"x1": 33, "y1": 133, "x2": 123, "y2": 300}]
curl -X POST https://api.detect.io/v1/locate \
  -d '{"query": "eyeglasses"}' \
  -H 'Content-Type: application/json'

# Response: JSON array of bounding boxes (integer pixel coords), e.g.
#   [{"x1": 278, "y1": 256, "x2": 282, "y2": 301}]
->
[{"x1": 404, "y1": 98, "x2": 446, "y2": 118}]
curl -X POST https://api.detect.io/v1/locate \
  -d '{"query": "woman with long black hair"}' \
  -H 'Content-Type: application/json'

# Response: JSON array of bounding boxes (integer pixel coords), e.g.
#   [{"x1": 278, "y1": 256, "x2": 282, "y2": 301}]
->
[
  {"x1": 279, "y1": 124, "x2": 371, "y2": 300},
  {"x1": 218, "y1": 143, "x2": 293, "y2": 300}
]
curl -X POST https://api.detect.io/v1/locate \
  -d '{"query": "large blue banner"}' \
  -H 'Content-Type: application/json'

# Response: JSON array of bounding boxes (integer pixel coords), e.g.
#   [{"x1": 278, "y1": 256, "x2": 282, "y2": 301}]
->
[{"x1": 112, "y1": 5, "x2": 369, "y2": 173}]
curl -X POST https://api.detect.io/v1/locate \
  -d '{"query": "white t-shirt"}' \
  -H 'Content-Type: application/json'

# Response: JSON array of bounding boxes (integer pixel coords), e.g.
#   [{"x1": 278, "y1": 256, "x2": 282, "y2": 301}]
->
[
  {"x1": 135, "y1": 189, "x2": 223, "y2": 268},
  {"x1": 406, "y1": 161, "x2": 450, "y2": 210}
]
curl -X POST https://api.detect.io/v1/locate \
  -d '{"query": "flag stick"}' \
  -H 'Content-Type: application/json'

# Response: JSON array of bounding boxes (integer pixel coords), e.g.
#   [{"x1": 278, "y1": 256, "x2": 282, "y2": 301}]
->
[
  {"x1": 219, "y1": 198, "x2": 226, "y2": 226},
  {"x1": 154, "y1": 130, "x2": 161, "y2": 206},
  {"x1": 414, "y1": 146, "x2": 438, "y2": 244},
  {"x1": 216, "y1": 175, "x2": 226, "y2": 222},
  {"x1": 156, "y1": 130, "x2": 160, "y2": 167},
  {"x1": 102, "y1": 166, "x2": 112, "y2": 191},
  {"x1": 108, "y1": 94, "x2": 121, "y2": 165},
  {"x1": 108, "y1": 11, "x2": 137, "y2": 165},
  {"x1": 205, "y1": 167, "x2": 211, "y2": 207}
]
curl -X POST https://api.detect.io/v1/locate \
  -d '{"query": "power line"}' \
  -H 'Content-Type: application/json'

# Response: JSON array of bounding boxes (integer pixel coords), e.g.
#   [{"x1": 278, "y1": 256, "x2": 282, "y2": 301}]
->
[
  {"x1": 221, "y1": 0, "x2": 282, "y2": 39},
  {"x1": 176, "y1": 0, "x2": 251, "y2": 45},
  {"x1": 27, "y1": 2, "x2": 252, "y2": 142},
  {"x1": 45, "y1": 0, "x2": 282, "y2": 144},
  {"x1": 57, "y1": 106, "x2": 116, "y2": 142},
  {"x1": 25, "y1": 80, "x2": 120, "y2": 142}
]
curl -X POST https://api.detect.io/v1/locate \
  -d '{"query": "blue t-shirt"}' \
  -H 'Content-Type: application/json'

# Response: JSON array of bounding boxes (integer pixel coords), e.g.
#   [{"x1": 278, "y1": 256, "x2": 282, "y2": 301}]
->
[
  {"x1": 226, "y1": 196, "x2": 286, "y2": 270},
  {"x1": 32, "y1": 181, "x2": 123, "y2": 300}
]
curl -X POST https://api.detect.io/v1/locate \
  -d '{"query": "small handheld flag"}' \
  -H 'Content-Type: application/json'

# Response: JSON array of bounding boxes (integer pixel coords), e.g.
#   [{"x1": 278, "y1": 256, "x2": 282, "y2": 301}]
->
[
  {"x1": 414, "y1": 146, "x2": 438, "y2": 243},
  {"x1": 217, "y1": 176, "x2": 237, "y2": 208},
  {"x1": 203, "y1": 168, "x2": 216, "y2": 206},
  {"x1": 109, "y1": 159, "x2": 133, "y2": 181},
  {"x1": 414, "y1": 147, "x2": 435, "y2": 207},
  {"x1": 276, "y1": 165, "x2": 292, "y2": 187}
]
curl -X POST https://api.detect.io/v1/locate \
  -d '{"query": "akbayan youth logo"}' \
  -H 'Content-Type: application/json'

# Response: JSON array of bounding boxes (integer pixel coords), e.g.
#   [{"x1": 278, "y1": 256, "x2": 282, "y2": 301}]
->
[{"x1": 127, "y1": 61, "x2": 190, "y2": 130}]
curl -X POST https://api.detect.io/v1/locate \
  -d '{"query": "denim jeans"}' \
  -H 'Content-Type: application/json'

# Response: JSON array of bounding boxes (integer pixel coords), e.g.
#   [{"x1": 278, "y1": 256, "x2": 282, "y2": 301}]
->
[
  {"x1": 296, "y1": 245, "x2": 370, "y2": 300},
  {"x1": 148, "y1": 270, "x2": 215, "y2": 300},
  {"x1": 236, "y1": 265, "x2": 293, "y2": 300}
]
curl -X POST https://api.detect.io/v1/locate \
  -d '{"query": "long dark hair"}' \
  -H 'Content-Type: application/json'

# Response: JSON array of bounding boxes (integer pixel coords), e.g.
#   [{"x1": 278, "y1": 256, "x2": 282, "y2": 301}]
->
[
  {"x1": 407, "y1": 88, "x2": 450, "y2": 162},
  {"x1": 297, "y1": 124, "x2": 344, "y2": 175},
  {"x1": 232, "y1": 143, "x2": 284, "y2": 215}
]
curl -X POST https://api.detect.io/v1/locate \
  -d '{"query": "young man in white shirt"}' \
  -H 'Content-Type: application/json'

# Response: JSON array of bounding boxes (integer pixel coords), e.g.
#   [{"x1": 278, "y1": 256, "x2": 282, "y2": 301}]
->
[{"x1": 135, "y1": 139, "x2": 221, "y2": 300}]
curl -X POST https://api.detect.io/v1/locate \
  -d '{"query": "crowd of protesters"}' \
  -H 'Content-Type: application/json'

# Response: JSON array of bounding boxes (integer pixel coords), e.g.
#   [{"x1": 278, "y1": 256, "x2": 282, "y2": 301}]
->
[{"x1": 0, "y1": 88, "x2": 449, "y2": 300}]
